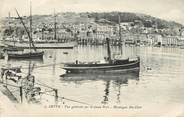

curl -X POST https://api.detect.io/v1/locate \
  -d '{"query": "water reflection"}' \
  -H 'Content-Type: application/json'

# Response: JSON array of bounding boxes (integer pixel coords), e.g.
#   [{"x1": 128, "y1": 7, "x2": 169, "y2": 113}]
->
[
  {"x1": 60, "y1": 71, "x2": 139, "y2": 104},
  {"x1": 102, "y1": 80, "x2": 110, "y2": 104}
]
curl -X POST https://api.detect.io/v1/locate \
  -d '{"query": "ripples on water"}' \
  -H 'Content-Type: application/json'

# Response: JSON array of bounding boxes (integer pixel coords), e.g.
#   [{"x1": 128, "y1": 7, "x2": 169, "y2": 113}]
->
[{"x1": 1, "y1": 46, "x2": 184, "y2": 105}]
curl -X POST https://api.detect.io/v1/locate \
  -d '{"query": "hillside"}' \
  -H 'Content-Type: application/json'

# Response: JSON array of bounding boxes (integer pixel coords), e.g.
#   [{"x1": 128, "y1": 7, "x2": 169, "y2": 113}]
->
[
  {"x1": 0, "y1": 11, "x2": 183, "y2": 37},
  {"x1": 85, "y1": 12, "x2": 183, "y2": 29}
]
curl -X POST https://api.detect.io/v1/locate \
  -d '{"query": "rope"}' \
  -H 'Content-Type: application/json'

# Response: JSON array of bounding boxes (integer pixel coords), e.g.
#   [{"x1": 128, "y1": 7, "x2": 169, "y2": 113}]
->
[
  {"x1": 35, "y1": 80, "x2": 55, "y2": 90},
  {"x1": 0, "y1": 80, "x2": 90, "y2": 106},
  {"x1": 39, "y1": 89, "x2": 54, "y2": 94},
  {"x1": 9, "y1": 89, "x2": 20, "y2": 93},
  {"x1": 1, "y1": 67, "x2": 91, "y2": 106},
  {"x1": 43, "y1": 93, "x2": 91, "y2": 106},
  {"x1": 21, "y1": 62, "x2": 65, "y2": 69},
  {"x1": 63, "y1": 97, "x2": 91, "y2": 106}
]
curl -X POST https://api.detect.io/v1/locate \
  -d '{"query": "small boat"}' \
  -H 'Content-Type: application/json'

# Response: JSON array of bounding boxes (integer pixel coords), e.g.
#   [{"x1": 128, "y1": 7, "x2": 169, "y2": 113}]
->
[
  {"x1": 8, "y1": 51, "x2": 44, "y2": 59},
  {"x1": 63, "y1": 52, "x2": 69, "y2": 54},
  {"x1": 180, "y1": 46, "x2": 184, "y2": 49},
  {"x1": 63, "y1": 38, "x2": 140, "y2": 73},
  {"x1": 3, "y1": 46, "x2": 24, "y2": 52},
  {"x1": 2, "y1": 40, "x2": 76, "y2": 49},
  {"x1": 7, "y1": 8, "x2": 44, "y2": 60},
  {"x1": 1, "y1": 66, "x2": 22, "y2": 73}
]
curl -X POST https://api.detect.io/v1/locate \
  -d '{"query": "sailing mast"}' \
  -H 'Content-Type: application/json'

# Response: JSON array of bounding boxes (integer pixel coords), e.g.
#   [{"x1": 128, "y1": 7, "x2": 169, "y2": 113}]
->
[
  {"x1": 54, "y1": 9, "x2": 57, "y2": 42},
  {"x1": 8, "y1": 12, "x2": 15, "y2": 46},
  {"x1": 118, "y1": 13, "x2": 122, "y2": 46},
  {"x1": 118, "y1": 13, "x2": 124, "y2": 55},
  {"x1": 29, "y1": 1, "x2": 37, "y2": 52},
  {"x1": 15, "y1": 9, "x2": 32, "y2": 45},
  {"x1": 29, "y1": 1, "x2": 32, "y2": 52},
  {"x1": 8, "y1": 12, "x2": 11, "y2": 34}
]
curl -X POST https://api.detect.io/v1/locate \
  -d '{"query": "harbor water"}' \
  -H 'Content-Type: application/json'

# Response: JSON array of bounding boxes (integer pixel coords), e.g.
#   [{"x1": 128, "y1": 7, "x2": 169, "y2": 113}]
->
[{"x1": 1, "y1": 46, "x2": 184, "y2": 107}]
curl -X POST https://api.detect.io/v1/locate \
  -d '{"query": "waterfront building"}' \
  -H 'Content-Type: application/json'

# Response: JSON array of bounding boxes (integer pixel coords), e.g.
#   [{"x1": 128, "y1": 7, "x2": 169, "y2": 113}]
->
[{"x1": 162, "y1": 36, "x2": 179, "y2": 46}]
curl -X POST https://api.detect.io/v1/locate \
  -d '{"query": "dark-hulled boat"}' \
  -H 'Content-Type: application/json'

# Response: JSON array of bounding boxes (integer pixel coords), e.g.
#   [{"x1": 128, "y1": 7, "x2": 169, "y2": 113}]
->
[
  {"x1": 8, "y1": 51, "x2": 44, "y2": 59},
  {"x1": 63, "y1": 38, "x2": 140, "y2": 73},
  {"x1": 7, "y1": 7, "x2": 44, "y2": 60},
  {"x1": 63, "y1": 14, "x2": 140, "y2": 74},
  {"x1": 3, "y1": 46, "x2": 24, "y2": 52},
  {"x1": 63, "y1": 58, "x2": 140, "y2": 73}
]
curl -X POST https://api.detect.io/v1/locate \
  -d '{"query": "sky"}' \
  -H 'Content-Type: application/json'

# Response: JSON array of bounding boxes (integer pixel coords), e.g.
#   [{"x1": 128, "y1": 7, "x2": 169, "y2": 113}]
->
[{"x1": 0, "y1": 0, "x2": 184, "y2": 24}]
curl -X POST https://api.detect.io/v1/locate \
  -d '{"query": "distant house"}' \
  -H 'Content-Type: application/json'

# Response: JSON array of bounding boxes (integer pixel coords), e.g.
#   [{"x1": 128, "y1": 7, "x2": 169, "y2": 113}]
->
[
  {"x1": 177, "y1": 36, "x2": 184, "y2": 46},
  {"x1": 147, "y1": 34, "x2": 163, "y2": 45},
  {"x1": 162, "y1": 36, "x2": 179, "y2": 46}
]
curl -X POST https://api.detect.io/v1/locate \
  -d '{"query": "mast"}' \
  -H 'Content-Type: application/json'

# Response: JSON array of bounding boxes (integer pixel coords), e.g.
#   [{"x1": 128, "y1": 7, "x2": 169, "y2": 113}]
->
[
  {"x1": 42, "y1": 25, "x2": 44, "y2": 40},
  {"x1": 29, "y1": 1, "x2": 37, "y2": 52},
  {"x1": 118, "y1": 13, "x2": 124, "y2": 55},
  {"x1": 106, "y1": 38, "x2": 112, "y2": 64},
  {"x1": 29, "y1": 1, "x2": 32, "y2": 52},
  {"x1": 54, "y1": 9, "x2": 57, "y2": 42},
  {"x1": 15, "y1": 3, "x2": 36, "y2": 52},
  {"x1": 8, "y1": 12, "x2": 11, "y2": 32},
  {"x1": 8, "y1": 12, "x2": 15, "y2": 46},
  {"x1": 15, "y1": 9, "x2": 32, "y2": 46},
  {"x1": 118, "y1": 13, "x2": 122, "y2": 46}
]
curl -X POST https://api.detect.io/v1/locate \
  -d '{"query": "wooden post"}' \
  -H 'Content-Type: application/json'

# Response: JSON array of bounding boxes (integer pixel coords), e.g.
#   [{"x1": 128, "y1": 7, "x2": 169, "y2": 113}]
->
[
  {"x1": 20, "y1": 86, "x2": 23, "y2": 103},
  {"x1": 54, "y1": 89, "x2": 58, "y2": 104}
]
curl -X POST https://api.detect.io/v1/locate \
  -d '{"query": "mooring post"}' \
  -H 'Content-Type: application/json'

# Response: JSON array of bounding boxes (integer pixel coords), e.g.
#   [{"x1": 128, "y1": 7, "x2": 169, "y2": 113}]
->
[
  {"x1": 20, "y1": 86, "x2": 23, "y2": 103},
  {"x1": 54, "y1": 89, "x2": 58, "y2": 104}
]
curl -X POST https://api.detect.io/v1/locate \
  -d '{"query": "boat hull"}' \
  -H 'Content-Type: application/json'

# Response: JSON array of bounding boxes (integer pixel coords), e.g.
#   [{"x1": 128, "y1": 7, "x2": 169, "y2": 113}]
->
[
  {"x1": 63, "y1": 59, "x2": 140, "y2": 73},
  {"x1": 2, "y1": 41, "x2": 77, "y2": 49},
  {"x1": 7, "y1": 51, "x2": 44, "y2": 59}
]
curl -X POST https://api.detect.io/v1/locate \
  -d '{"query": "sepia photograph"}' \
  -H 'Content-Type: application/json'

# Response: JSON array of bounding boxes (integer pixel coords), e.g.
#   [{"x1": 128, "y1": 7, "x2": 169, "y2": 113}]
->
[{"x1": 0, "y1": 0, "x2": 184, "y2": 116}]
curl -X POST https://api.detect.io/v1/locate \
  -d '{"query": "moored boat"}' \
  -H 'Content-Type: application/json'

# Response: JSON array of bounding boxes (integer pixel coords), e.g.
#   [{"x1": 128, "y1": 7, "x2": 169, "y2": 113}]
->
[
  {"x1": 62, "y1": 38, "x2": 140, "y2": 73},
  {"x1": 7, "y1": 51, "x2": 44, "y2": 59},
  {"x1": 2, "y1": 40, "x2": 76, "y2": 49},
  {"x1": 3, "y1": 45, "x2": 24, "y2": 52},
  {"x1": 7, "y1": 7, "x2": 44, "y2": 60}
]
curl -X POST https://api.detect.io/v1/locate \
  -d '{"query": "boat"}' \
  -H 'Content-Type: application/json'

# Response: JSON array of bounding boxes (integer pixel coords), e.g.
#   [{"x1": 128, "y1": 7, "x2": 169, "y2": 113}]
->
[
  {"x1": 63, "y1": 51, "x2": 69, "y2": 54},
  {"x1": 2, "y1": 45, "x2": 24, "y2": 52},
  {"x1": 8, "y1": 51, "x2": 44, "y2": 59},
  {"x1": 2, "y1": 40, "x2": 76, "y2": 49},
  {"x1": 7, "y1": 7, "x2": 44, "y2": 60},
  {"x1": 2, "y1": 10, "x2": 77, "y2": 49},
  {"x1": 180, "y1": 46, "x2": 184, "y2": 49},
  {"x1": 63, "y1": 38, "x2": 140, "y2": 73},
  {"x1": 1, "y1": 66, "x2": 22, "y2": 73},
  {"x1": 62, "y1": 14, "x2": 140, "y2": 74}
]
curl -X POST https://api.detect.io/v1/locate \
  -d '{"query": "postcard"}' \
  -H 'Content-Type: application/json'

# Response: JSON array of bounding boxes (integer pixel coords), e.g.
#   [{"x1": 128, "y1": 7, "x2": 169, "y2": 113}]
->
[{"x1": 0, "y1": 0, "x2": 184, "y2": 117}]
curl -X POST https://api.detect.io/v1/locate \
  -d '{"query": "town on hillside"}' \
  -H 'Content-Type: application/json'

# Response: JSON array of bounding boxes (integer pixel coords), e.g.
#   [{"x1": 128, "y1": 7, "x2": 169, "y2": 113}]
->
[{"x1": 1, "y1": 12, "x2": 184, "y2": 47}]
